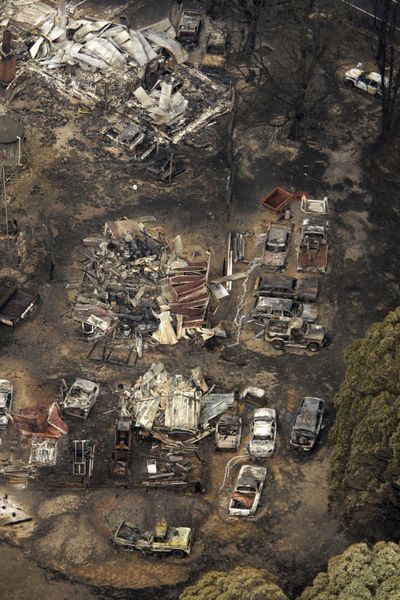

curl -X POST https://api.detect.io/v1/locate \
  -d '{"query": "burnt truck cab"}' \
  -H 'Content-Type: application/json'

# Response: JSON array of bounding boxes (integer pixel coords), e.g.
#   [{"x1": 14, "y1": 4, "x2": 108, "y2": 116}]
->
[
  {"x1": 0, "y1": 379, "x2": 13, "y2": 429},
  {"x1": 113, "y1": 520, "x2": 192, "y2": 557},
  {"x1": 265, "y1": 317, "x2": 327, "y2": 352},
  {"x1": 215, "y1": 414, "x2": 242, "y2": 450},
  {"x1": 263, "y1": 225, "x2": 290, "y2": 270},
  {"x1": 297, "y1": 218, "x2": 328, "y2": 273},
  {"x1": 290, "y1": 397, "x2": 325, "y2": 451},
  {"x1": 251, "y1": 296, "x2": 318, "y2": 323},
  {"x1": 177, "y1": 11, "x2": 202, "y2": 46}
]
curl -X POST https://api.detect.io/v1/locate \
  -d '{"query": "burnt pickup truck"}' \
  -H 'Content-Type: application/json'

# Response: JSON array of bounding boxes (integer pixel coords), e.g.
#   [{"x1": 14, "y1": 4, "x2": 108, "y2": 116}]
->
[
  {"x1": 265, "y1": 317, "x2": 328, "y2": 352},
  {"x1": 263, "y1": 224, "x2": 290, "y2": 270},
  {"x1": 297, "y1": 218, "x2": 328, "y2": 273},
  {"x1": 113, "y1": 520, "x2": 192, "y2": 557}
]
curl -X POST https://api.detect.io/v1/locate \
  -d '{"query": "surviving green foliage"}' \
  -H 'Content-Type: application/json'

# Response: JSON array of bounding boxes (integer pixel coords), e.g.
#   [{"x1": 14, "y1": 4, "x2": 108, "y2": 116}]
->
[
  {"x1": 179, "y1": 567, "x2": 288, "y2": 600},
  {"x1": 329, "y1": 307, "x2": 400, "y2": 536},
  {"x1": 298, "y1": 542, "x2": 400, "y2": 599}
]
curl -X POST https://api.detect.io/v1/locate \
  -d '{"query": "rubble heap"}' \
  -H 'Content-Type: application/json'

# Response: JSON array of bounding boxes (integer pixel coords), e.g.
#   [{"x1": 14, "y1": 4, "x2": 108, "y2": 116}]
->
[
  {"x1": 121, "y1": 362, "x2": 236, "y2": 435},
  {"x1": 1, "y1": 4, "x2": 231, "y2": 154},
  {"x1": 74, "y1": 218, "x2": 217, "y2": 353}
]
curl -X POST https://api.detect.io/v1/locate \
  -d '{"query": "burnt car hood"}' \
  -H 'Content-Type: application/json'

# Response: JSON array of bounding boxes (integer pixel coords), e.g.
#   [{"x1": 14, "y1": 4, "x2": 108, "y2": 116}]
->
[{"x1": 307, "y1": 324, "x2": 326, "y2": 341}]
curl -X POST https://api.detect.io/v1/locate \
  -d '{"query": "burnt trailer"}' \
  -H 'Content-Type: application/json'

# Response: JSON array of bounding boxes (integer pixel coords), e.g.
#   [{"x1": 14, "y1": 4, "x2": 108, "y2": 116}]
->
[
  {"x1": 111, "y1": 418, "x2": 133, "y2": 478},
  {"x1": 0, "y1": 278, "x2": 38, "y2": 326}
]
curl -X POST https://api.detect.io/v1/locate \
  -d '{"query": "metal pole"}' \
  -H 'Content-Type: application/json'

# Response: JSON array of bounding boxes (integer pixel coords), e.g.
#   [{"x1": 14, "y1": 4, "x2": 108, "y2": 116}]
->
[{"x1": 2, "y1": 164, "x2": 11, "y2": 276}]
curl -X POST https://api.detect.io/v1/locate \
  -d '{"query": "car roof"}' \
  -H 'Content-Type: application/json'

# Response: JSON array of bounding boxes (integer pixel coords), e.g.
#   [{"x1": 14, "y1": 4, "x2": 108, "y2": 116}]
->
[
  {"x1": 254, "y1": 407, "x2": 276, "y2": 419},
  {"x1": 268, "y1": 228, "x2": 288, "y2": 243},
  {"x1": 366, "y1": 71, "x2": 381, "y2": 84},
  {"x1": 260, "y1": 275, "x2": 295, "y2": 289},
  {"x1": 294, "y1": 397, "x2": 324, "y2": 431},
  {"x1": 255, "y1": 297, "x2": 293, "y2": 310}
]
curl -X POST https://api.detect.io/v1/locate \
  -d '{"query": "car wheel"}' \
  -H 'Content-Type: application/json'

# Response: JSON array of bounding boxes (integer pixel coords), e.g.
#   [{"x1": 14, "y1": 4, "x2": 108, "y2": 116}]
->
[
  {"x1": 344, "y1": 79, "x2": 355, "y2": 88},
  {"x1": 374, "y1": 92, "x2": 381, "y2": 99},
  {"x1": 172, "y1": 549, "x2": 186, "y2": 558},
  {"x1": 307, "y1": 342, "x2": 320, "y2": 353},
  {"x1": 271, "y1": 339, "x2": 284, "y2": 351}
]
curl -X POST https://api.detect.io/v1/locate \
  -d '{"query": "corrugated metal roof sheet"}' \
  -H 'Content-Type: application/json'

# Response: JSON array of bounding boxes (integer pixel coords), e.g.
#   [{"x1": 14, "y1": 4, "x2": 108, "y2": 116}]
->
[{"x1": 164, "y1": 393, "x2": 201, "y2": 432}]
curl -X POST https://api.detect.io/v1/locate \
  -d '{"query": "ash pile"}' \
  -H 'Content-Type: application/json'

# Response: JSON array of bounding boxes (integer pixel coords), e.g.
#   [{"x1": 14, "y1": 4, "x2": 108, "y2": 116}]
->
[{"x1": 74, "y1": 218, "x2": 223, "y2": 358}]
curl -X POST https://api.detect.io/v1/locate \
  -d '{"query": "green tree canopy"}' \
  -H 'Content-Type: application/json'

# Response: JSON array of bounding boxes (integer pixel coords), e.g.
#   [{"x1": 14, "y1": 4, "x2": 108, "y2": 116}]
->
[
  {"x1": 329, "y1": 307, "x2": 400, "y2": 537},
  {"x1": 298, "y1": 542, "x2": 400, "y2": 599},
  {"x1": 179, "y1": 567, "x2": 288, "y2": 600}
]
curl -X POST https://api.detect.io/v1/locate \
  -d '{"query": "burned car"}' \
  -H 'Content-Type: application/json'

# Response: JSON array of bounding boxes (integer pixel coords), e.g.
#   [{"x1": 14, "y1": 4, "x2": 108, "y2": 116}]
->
[
  {"x1": 251, "y1": 296, "x2": 318, "y2": 323},
  {"x1": 344, "y1": 67, "x2": 386, "y2": 97},
  {"x1": 0, "y1": 379, "x2": 13, "y2": 429},
  {"x1": 61, "y1": 378, "x2": 100, "y2": 420},
  {"x1": 177, "y1": 10, "x2": 202, "y2": 46},
  {"x1": 265, "y1": 317, "x2": 328, "y2": 352},
  {"x1": 215, "y1": 414, "x2": 242, "y2": 450},
  {"x1": 263, "y1": 225, "x2": 290, "y2": 270},
  {"x1": 113, "y1": 520, "x2": 192, "y2": 557},
  {"x1": 228, "y1": 464, "x2": 267, "y2": 517},
  {"x1": 257, "y1": 274, "x2": 319, "y2": 302},
  {"x1": 249, "y1": 408, "x2": 277, "y2": 459},
  {"x1": 202, "y1": 30, "x2": 227, "y2": 70},
  {"x1": 290, "y1": 397, "x2": 325, "y2": 451}
]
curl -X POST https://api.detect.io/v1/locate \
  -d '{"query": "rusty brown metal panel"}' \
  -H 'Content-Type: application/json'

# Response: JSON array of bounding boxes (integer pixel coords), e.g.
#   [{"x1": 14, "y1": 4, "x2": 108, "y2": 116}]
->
[{"x1": 0, "y1": 54, "x2": 16, "y2": 84}]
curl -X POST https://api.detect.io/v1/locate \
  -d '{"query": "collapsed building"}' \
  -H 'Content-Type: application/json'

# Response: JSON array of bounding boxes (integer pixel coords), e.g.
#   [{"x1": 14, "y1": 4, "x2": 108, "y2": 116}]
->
[
  {"x1": 74, "y1": 218, "x2": 224, "y2": 356},
  {"x1": 1, "y1": 3, "x2": 231, "y2": 159}
]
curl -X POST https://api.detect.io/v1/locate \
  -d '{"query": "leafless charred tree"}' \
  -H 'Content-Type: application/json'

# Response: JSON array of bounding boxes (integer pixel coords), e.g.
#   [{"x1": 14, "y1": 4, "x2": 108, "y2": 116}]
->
[
  {"x1": 374, "y1": 1, "x2": 400, "y2": 135},
  {"x1": 238, "y1": 0, "x2": 341, "y2": 140}
]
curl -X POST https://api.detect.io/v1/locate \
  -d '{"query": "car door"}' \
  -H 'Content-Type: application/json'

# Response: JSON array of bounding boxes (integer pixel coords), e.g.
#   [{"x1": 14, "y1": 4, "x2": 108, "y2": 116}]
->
[
  {"x1": 365, "y1": 78, "x2": 377, "y2": 95},
  {"x1": 357, "y1": 75, "x2": 368, "y2": 92},
  {"x1": 315, "y1": 400, "x2": 325, "y2": 435}
]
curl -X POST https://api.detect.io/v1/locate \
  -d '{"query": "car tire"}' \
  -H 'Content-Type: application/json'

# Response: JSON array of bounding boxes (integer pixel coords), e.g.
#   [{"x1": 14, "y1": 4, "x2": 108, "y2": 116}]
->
[
  {"x1": 307, "y1": 342, "x2": 320, "y2": 353},
  {"x1": 344, "y1": 79, "x2": 355, "y2": 87},
  {"x1": 172, "y1": 549, "x2": 186, "y2": 558},
  {"x1": 374, "y1": 92, "x2": 381, "y2": 99},
  {"x1": 271, "y1": 339, "x2": 284, "y2": 351}
]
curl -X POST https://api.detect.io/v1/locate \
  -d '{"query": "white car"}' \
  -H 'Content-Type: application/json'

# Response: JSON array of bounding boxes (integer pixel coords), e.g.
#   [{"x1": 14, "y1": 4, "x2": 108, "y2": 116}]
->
[
  {"x1": 344, "y1": 67, "x2": 386, "y2": 97},
  {"x1": 249, "y1": 407, "x2": 277, "y2": 458},
  {"x1": 0, "y1": 380, "x2": 13, "y2": 429},
  {"x1": 228, "y1": 464, "x2": 267, "y2": 517},
  {"x1": 61, "y1": 378, "x2": 100, "y2": 420}
]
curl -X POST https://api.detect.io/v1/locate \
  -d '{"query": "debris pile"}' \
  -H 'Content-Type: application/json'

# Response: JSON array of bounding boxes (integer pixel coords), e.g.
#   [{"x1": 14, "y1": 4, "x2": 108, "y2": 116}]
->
[
  {"x1": 119, "y1": 362, "x2": 236, "y2": 489},
  {"x1": 121, "y1": 362, "x2": 235, "y2": 435},
  {"x1": 74, "y1": 219, "x2": 216, "y2": 353},
  {"x1": 2, "y1": 6, "x2": 231, "y2": 155}
]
